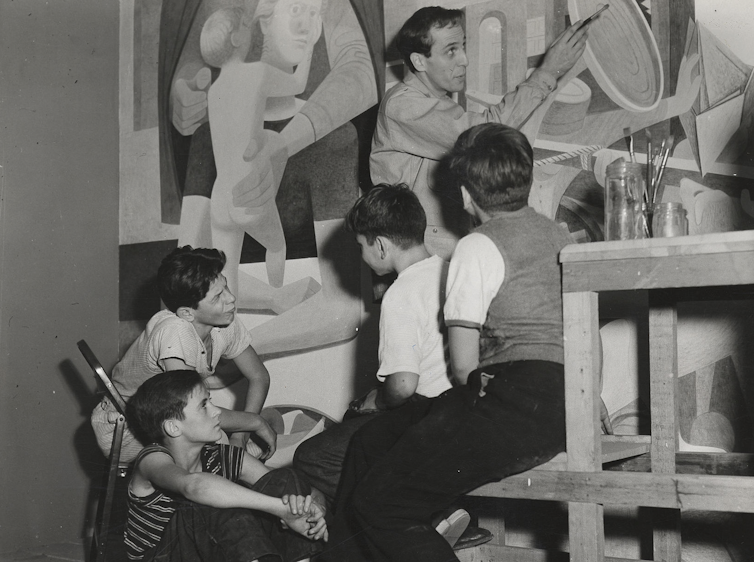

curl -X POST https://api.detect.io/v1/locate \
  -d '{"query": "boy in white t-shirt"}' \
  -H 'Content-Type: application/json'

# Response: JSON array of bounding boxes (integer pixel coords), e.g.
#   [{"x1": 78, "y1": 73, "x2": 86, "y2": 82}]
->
[{"x1": 293, "y1": 184, "x2": 452, "y2": 504}]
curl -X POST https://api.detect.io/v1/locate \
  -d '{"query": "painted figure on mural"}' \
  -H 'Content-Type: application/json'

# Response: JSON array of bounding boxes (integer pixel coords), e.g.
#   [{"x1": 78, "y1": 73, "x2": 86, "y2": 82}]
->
[
  {"x1": 200, "y1": 4, "x2": 319, "y2": 305},
  {"x1": 158, "y1": 0, "x2": 383, "y2": 355}
]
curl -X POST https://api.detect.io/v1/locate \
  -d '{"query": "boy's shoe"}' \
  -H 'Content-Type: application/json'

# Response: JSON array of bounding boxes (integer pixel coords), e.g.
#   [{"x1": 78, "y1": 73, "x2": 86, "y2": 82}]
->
[
  {"x1": 434, "y1": 508, "x2": 471, "y2": 547},
  {"x1": 453, "y1": 525, "x2": 494, "y2": 550}
]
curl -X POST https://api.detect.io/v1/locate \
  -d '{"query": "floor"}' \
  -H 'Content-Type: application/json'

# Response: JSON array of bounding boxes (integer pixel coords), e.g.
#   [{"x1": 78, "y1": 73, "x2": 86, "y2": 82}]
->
[{"x1": 0, "y1": 541, "x2": 86, "y2": 562}]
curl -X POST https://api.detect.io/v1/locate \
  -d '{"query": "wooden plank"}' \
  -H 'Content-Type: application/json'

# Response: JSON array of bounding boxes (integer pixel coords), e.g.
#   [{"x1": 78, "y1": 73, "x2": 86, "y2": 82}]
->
[
  {"x1": 456, "y1": 543, "x2": 648, "y2": 562},
  {"x1": 569, "y1": 502, "x2": 604, "y2": 562},
  {"x1": 467, "y1": 470, "x2": 754, "y2": 512},
  {"x1": 562, "y1": 291, "x2": 603, "y2": 562},
  {"x1": 648, "y1": 294, "x2": 681, "y2": 562},
  {"x1": 563, "y1": 291, "x2": 602, "y2": 471},
  {"x1": 561, "y1": 252, "x2": 754, "y2": 293},
  {"x1": 605, "y1": 452, "x2": 754, "y2": 476},
  {"x1": 533, "y1": 438, "x2": 650, "y2": 472},
  {"x1": 559, "y1": 231, "x2": 754, "y2": 263}
]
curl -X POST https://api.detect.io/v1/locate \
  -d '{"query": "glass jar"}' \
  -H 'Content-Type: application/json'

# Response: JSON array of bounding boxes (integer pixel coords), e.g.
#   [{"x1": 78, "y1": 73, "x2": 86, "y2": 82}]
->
[
  {"x1": 652, "y1": 202, "x2": 688, "y2": 237},
  {"x1": 604, "y1": 160, "x2": 646, "y2": 241}
]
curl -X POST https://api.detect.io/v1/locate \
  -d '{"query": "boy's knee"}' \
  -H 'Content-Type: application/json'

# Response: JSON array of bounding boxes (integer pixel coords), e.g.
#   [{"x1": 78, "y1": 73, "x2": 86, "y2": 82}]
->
[{"x1": 254, "y1": 467, "x2": 310, "y2": 497}]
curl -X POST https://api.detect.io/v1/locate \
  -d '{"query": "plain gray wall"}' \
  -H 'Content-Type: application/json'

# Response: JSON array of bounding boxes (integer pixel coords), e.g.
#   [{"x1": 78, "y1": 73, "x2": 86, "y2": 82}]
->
[{"x1": 0, "y1": 0, "x2": 120, "y2": 552}]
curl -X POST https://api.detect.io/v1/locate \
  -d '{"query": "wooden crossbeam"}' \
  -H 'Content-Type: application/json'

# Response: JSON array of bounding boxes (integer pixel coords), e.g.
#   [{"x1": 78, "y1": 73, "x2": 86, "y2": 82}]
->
[{"x1": 468, "y1": 470, "x2": 754, "y2": 512}]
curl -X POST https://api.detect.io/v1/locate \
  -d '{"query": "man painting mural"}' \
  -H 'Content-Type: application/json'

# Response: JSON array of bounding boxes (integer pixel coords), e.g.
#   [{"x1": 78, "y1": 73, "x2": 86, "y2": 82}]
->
[
  {"x1": 370, "y1": 6, "x2": 590, "y2": 258},
  {"x1": 158, "y1": 0, "x2": 384, "y2": 355}
]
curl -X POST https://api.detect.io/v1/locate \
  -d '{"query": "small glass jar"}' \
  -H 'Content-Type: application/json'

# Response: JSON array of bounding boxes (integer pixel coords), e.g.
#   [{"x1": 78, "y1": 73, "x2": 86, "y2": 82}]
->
[
  {"x1": 652, "y1": 202, "x2": 688, "y2": 237},
  {"x1": 604, "y1": 160, "x2": 646, "y2": 241}
]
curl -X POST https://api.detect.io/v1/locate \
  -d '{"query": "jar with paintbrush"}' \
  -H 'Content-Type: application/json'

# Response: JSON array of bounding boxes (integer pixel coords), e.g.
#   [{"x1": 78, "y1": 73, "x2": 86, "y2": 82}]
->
[{"x1": 604, "y1": 159, "x2": 647, "y2": 241}]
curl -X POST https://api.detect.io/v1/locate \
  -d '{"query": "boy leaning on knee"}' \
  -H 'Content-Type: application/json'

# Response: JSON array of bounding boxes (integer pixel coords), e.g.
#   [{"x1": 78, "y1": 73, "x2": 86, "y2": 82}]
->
[{"x1": 124, "y1": 370, "x2": 327, "y2": 562}]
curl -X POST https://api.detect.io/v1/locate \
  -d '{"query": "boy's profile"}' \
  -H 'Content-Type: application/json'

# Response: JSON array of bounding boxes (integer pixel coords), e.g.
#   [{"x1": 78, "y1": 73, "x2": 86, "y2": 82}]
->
[
  {"x1": 200, "y1": 4, "x2": 320, "y2": 309},
  {"x1": 91, "y1": 246, "x2": 274, "y2": 462},
  {"x1": 125, "y1": 370, "x2": 326, "y2": 561}
]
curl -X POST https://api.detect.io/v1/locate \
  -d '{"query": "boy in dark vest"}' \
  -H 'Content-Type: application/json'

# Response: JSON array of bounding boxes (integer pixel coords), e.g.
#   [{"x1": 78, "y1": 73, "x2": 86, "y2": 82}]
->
[{"x1": 323, "y1": 123, "x2": 571, "y2": 562}]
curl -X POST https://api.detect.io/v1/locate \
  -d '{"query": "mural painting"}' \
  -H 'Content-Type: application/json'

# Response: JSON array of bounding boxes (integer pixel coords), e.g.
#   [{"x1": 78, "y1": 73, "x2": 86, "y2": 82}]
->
[
  {"x1": 121, "y1": 0, "x2": 383, "y2": 365},
  {"x1": 120, "y1": 0, "x2": 754, "y2": 469}
]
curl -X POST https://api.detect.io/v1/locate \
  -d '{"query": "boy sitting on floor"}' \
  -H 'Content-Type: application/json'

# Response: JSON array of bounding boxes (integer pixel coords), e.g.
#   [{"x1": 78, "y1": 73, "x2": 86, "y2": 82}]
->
[
  {"x1": 124, "y1": 370, "x2": 327, "y2": 562},
  {"x1": 91, "y1": 246, "x2": 275, "y2": 462}
]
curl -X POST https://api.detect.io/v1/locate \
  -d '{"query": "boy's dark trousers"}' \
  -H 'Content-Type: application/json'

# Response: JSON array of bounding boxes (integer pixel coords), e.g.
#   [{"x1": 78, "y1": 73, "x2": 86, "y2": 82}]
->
[
  {"x1": 321, "y1": 360, "x2": 566, "y2": 562},
  {"x1": 144, "y1": 468, "x2": 320, "y2": 562}
]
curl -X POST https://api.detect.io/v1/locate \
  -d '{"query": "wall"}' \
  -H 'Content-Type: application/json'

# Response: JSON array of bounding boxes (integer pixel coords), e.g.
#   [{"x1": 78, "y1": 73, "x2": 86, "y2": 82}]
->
[{"x1": 0, "y1": 0, "x2": 120, "y2": 553}]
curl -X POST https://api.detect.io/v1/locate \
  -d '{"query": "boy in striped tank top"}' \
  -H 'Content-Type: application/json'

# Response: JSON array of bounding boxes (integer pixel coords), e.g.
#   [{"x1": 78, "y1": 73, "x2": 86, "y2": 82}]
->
[{"x1": 124, "y1": 370, "x2": 327, "y2": 561}]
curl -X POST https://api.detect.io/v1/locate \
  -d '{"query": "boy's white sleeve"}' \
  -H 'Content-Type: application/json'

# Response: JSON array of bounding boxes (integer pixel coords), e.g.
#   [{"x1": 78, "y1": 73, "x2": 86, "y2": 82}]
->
[
  {"x1": 376, "y1": 287, "x2": 421, "y2": 380},
  {"x1": 444, "y1": 233, "x2": 505, "y2": 328}
]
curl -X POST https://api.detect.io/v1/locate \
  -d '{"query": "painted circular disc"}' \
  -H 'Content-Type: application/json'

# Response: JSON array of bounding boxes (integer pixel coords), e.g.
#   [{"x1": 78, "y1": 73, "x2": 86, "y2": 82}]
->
[{"x1": 568, "y1": 0, "x2": 663, "y2": 112}]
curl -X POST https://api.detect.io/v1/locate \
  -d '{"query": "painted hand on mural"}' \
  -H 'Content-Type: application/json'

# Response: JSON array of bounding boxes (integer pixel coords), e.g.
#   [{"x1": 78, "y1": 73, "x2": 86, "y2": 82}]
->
[
  {"x1": 171, "y1": 66, "x2": 211, "y2": 136},
  {"x1": 230, "y1": 132, "x2": 289, "y2": 214},
  {"x1": 668, "y1": 52, "x2": 702, "y2": 117}
]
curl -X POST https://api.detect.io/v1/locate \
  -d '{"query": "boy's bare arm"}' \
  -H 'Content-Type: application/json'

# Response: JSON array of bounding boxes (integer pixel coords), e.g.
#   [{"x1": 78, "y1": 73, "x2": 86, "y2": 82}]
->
[
  {"x1": 139, "y1": 450, "x2": 325, "y2": 541},
  {"x1": 232, "y1": 346, "x2": 270, "y2": 415},
  {"x1": 139, "y1": 451, "x2": 287, "y2": 515},
  {"x1": 237, "y1": 449, "x2": 272, "y2": 488},
  {"x1": 355, "y1": 371, "x2": 419, "y2": 411},
  {"x1": 448, "y1": 326, "x2": 480, "y2": 385},
  {"x1": 380, "y1": 371, "x2": 419, "y2": 409}
]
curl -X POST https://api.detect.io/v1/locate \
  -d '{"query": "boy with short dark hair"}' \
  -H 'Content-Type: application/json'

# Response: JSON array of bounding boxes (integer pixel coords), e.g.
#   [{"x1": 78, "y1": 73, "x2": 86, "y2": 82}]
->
[
  {"x1": 125, "y1": 370, "x2": 326, "y2": 562},
  {"x1": 91, "y1": 246, "x2": 274, "y2": 462},
  {"x1": 293, "y1": 184, "x2": 452, "y2": 504},
  {"x1": 324, "y1": 123, "x2": 571, "y2": 562}
]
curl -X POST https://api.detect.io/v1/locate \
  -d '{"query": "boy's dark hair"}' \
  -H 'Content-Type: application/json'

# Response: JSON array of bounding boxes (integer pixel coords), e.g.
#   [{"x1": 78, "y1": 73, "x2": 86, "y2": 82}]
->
[
  {"x1": 447, "y1": 123, "x2": 533, "y2": 213},
  {"x1": 157, "y1": 246, "x2": 226, "y2": 312},
  {"x1": 345, "y1": 183, "x2": 426, "y2": 249},
  {"x1": 126, "y1": 370, "x2": 205, "y2": 445},
  {"x1": 396, "y1": 6, "x2": 464, "y2": 72}
]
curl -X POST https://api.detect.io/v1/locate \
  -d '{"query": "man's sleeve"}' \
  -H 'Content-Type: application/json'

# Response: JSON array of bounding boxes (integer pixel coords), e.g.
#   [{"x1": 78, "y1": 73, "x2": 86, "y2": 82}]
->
[
  {"x1": 381, "y1": 69, "x2": 557, "y2": 162},
  {"x1": 298, "y1": 0, "x2": 378, "y2": 139},
  {"x1": 444, "y1": 233, "x2": 506, "y2": 328},
  {"x1": 486, "y1": 68, "x2": 557, "y2": 130},
  {"x1": 376, "y1": 288, "x2": 422, "y2": 381}
]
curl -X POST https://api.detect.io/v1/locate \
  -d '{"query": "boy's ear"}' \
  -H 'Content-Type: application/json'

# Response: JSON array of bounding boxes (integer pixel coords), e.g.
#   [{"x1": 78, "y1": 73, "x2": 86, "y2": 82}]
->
[
  {"x1": 163, "y1": 419, "x2": 181, "y2": 439},
  {"x1": 460, "y1": 185, "x2": 474, "y2": 212},
  {"x1": 375, "y1": 236, "x2": 388, "y2": 259},
  {"x1": 176, "y1": 306, "x2": 195, "y2": 322}
]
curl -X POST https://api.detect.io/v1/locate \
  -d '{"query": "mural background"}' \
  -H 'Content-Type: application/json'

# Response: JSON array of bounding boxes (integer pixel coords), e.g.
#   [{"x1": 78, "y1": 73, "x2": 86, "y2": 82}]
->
[{"x1": 118, "y1": 0, "x2": 754, "y2": 449}]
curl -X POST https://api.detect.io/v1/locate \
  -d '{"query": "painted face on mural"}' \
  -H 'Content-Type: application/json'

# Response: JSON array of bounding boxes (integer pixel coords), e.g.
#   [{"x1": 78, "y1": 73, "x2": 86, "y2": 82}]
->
[
  {"x1": 262, "y1": 0, "x2": 322, "y2": 68},
  {"x1": 418, "y1": 24, "x2": 468, "y2": 96}
]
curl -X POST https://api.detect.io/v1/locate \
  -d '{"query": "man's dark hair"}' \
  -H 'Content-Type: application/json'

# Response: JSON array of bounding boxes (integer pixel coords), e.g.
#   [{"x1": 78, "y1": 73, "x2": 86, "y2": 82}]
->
[
  {"x1": 345, "y1": 183, "x2": 426, "y2": 249},
  {"x1": 396, "y1": 6, "x2": 464, "y2": 72},
  {"x1": 126, "y1": 370, "x2": 205, "y2": 445},
  {"x1": 447, "y1": 123, "x2": 533, "y2": 213},
  {"x1": 157, "y1": 246, "x2": 226, "y2": 312}
]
